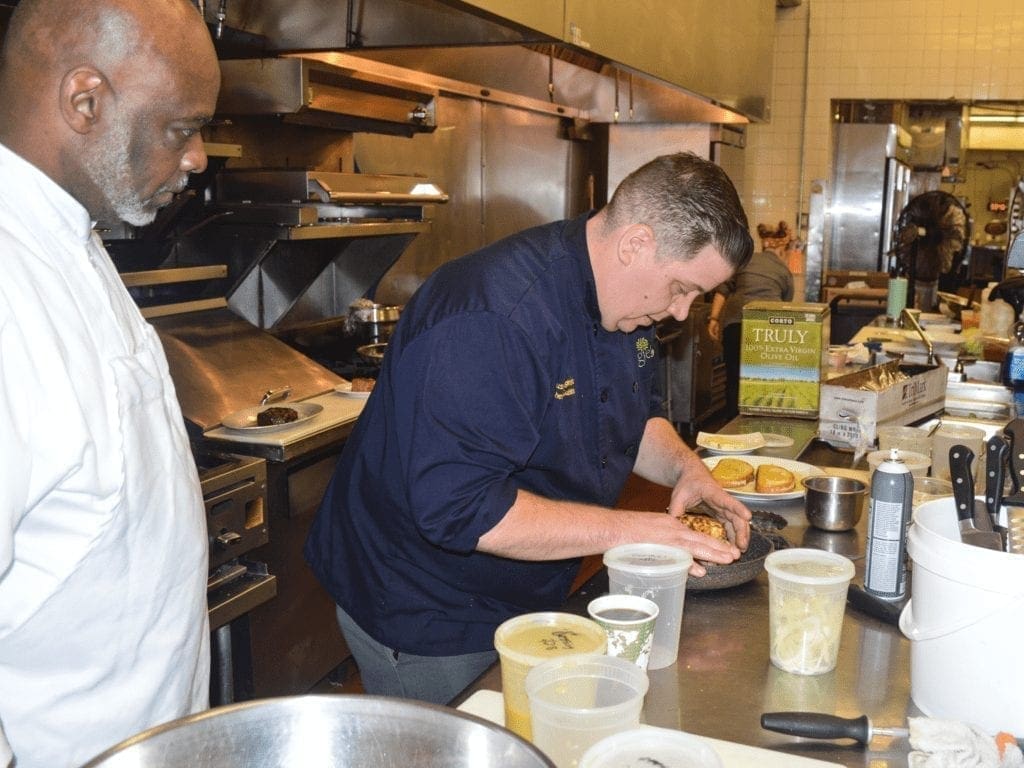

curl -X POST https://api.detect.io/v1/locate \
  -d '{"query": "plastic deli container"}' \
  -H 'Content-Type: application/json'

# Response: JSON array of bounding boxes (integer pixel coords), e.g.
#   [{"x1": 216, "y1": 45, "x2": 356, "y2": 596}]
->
[
  {"x1": 603, "y1": 543, "x2": 693, "y2": 670},
  {"x1": 526, "y1": 654, "x2": 649, "y2": 768},
  {"x1": 493, "y1": 612, "x2": 607, "y2": 741},
  {"x1": 579, "y1": 726, "x2": 723, "y2": 768}
]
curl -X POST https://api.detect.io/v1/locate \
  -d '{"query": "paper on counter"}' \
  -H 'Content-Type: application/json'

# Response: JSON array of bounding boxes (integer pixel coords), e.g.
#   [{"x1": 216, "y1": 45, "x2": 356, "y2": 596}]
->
[{"x1": 455, "y1": 690, "x2": 843, "y2": 768}]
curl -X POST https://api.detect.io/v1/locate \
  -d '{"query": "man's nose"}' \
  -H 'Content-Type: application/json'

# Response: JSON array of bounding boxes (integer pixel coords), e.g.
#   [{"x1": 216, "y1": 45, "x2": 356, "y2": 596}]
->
[
  {"x1": 181, "y1": 135, "x2": 209, "y2": 175},
  {"x1": 668, "y1": 292, "x2": 698, "y2": 321}
]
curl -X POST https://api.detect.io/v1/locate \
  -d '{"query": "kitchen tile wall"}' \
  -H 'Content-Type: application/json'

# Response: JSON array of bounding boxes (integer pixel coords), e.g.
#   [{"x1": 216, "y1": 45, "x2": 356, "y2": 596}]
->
[{"x1": 744, "y1": 0, "x2": 1024, "y2": 258}]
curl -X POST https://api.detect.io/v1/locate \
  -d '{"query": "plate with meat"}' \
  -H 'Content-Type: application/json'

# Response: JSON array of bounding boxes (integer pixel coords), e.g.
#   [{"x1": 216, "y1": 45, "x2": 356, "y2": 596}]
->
[
  {"x1": 335, "y1": 378, "x2": 375, "y2": 399},
  {"x1": 703, "y1": 456, "x2": 822, "y2": 502},
  {"x1": 221, "y1": 402, "x2": 323, "y2": 433}
]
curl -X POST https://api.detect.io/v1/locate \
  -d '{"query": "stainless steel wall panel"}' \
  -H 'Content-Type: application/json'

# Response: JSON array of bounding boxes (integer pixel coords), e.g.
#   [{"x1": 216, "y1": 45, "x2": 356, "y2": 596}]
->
[
  {"x1": 481, "y1": 102, "x2": 579, "y2": 246},
  {"x1": 606, "y1": 124, "x2": 713, "y2": 195},
  {"x1": 353, "y1": 96, "x2": 486, "y2": 303}
]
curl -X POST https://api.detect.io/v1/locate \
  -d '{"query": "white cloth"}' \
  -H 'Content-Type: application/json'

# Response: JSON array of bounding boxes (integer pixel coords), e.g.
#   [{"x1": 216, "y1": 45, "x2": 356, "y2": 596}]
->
[
  {"x1": 0, "y1": 142, "x2": 209, "y2": 768},
  {"x1": 908, "y1": 717, "x2": 1024, "y2": 768}
]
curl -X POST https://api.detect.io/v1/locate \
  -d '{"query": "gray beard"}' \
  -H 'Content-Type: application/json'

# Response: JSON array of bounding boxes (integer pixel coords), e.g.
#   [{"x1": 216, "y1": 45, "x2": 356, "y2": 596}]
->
[{"x1": 82, "y1": 111, "x2": 186, "y2": 227}]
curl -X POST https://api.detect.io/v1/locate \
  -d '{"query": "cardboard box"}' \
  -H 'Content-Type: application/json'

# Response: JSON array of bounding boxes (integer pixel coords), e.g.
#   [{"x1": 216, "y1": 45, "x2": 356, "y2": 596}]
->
[
  {"x1": 739, "y1": 301, "x2": 830, "y2": 419},
  {"x1": 817, "y1": 361, "x2": 947, "y2": 447}
]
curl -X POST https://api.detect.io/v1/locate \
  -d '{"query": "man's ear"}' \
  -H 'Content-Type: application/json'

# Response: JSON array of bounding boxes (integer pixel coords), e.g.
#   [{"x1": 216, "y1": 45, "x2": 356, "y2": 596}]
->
[
  {"x1": 60, "y1": 68, "x2": 107, "y2": 135},
  {"x1": 617, "y1": 223, "x2": 656, "y2": 266}
]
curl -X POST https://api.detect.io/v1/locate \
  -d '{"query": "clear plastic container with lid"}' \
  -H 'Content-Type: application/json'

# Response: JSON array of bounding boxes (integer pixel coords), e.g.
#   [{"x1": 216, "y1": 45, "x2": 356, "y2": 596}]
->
[
  {"x1": 603, "y1": 543, "x2": 693, "y2": 670},
  {"x1": 579, "y1": 726, "x2": 723, "y2": 768}
]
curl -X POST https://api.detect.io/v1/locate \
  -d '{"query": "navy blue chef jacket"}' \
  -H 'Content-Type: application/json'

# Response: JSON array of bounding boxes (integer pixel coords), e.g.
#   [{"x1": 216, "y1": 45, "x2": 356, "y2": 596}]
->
[{"x1": 305, "y1": 213, "x2": 664, "y2": 655}]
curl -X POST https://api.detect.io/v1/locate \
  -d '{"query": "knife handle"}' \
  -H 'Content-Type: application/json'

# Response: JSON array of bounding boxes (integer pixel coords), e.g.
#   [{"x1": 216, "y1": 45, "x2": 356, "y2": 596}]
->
[
  {"x1": 949, "y1": 444, "x2": 977, "y2": 524},
  {"x1": 986, "y1": 435, "x2": 1009, "y2": 517},
  {"x1": 1005, "y1": 421, "x2": 1024, "y2": 494},
  {"x1": 761, "y1": 712, "x2": 871, "y2": 745}
]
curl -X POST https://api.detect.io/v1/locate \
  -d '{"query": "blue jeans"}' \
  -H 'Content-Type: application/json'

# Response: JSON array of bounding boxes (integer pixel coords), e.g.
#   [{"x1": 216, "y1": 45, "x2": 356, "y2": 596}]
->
[{"x1": 336, "y1": 605, "x2": 498, "y2": 705}]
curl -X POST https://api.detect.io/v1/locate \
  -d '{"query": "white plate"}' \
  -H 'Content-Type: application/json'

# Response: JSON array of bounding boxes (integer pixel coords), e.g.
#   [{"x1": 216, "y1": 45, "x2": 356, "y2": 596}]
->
[
  {"x1": 221, "y1": 402, "x2": 323, "y2": 432},
  {"x1": 334, "y1": 381, "x2": 372, "y2": 399},
  {"x1": 702, "y1": 456, "x2": 823, "y2": 502},
  {"x1": 761, "y1": 433, "x2": 795, "y2": 448},
  {"x1": 696, "y1": 431, "x2": 766, "y2": 455}
]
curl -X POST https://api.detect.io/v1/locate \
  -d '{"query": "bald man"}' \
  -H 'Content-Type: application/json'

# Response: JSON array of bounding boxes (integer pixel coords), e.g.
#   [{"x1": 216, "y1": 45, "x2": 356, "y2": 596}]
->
[{"x1": 0, "y1": 1, "x2": 220, "y2": 765}]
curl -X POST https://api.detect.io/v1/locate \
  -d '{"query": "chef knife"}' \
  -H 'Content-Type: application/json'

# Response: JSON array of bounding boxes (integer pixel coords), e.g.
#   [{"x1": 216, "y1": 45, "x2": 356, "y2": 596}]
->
[
  {"x1": 985, "y1": 434, "x2": 1010, "y2": 547},
  {"x1": 1001, "y1": 421, "x2": 1024, "y2": 554},
  {"x1": 761, "y1": 711, "x2": 908, "y2": 745},
  {"x1": 949, "y1": 445, "x2": 1003, "y2": 551}
]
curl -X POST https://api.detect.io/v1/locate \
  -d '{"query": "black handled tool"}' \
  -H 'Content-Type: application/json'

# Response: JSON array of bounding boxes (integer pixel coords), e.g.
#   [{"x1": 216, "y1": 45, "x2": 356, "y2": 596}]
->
[
  {"x1": 949, "y1": 445, "x2": 1003, "y2": 550},
  {"x1": 985, "y1": 434, "x2": 1010, "y2": 546},
  {"x1": 1002, "y1": 421, "x2": 1024, "y2": 553},
  {"x1": 1003, "y1": 421, "x2": 1024, "y2": 502},
  {"x1": 761, "y1": 711, "x2": 908, "y2": 745}
]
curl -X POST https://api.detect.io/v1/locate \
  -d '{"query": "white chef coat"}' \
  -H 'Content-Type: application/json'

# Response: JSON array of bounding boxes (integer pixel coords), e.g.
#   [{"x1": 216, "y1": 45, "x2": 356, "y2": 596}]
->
[{"x1": 0, "y1": 141, "x2": 210, "y2": 768}]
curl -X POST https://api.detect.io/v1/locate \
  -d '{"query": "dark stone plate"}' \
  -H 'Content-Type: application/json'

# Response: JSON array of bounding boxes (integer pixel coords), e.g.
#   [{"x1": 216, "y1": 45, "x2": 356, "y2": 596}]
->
[{"x1": 688, "y1": 530, "x2": 775, "y2": 591}]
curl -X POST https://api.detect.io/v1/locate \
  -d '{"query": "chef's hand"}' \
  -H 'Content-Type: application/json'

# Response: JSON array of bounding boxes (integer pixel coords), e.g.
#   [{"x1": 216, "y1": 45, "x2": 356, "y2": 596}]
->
[{"x1": 667, "y1": 470, "x2": 752, "y2": 552}]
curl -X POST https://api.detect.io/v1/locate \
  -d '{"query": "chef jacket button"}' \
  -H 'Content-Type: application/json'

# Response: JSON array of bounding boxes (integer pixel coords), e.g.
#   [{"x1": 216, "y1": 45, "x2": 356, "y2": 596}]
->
[
  {"x1": 600, "y1": 456, "x2": 608, "y2": 468},
  {"x1": 600, "y1": 389, "x2": 609, "y2": 403},
  {"x1": 632, "y1": 381, "x2": 639, "y2": 393},
  {"x1": 592, "y1": 323, "x2": 599, "y2": 335},
  {"x1": 625, "y1": 444, "x2": 637, "y2": 457}
]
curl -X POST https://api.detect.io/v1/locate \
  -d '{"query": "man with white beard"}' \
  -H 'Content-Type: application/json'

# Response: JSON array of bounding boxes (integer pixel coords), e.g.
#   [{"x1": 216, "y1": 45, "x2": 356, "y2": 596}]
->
[{"x1": 0, "y1": 1, "x2": 221, "y2": 766}]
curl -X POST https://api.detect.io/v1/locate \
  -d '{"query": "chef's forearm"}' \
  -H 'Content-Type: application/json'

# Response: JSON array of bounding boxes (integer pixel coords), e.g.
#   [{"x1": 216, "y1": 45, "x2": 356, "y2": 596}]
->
[
  {"x1": 475, "y1": 487, "x2": 738, "y2": 567},
  {"x1": 632, "y1": 416, "x2": 704, "y2": 488}
]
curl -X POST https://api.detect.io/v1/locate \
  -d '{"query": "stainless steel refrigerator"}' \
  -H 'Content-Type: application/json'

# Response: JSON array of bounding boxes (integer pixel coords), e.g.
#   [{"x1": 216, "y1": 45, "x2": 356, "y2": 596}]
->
[{"x1": 826, "y1": 123, "x2": 913, "y2": 273}]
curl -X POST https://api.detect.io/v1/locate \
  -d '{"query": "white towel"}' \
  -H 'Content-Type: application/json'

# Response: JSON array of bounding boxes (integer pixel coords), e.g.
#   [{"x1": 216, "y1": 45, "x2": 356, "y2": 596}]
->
[{"x1": 908, "y1": 717, "x2": 1024, "y2": 768}]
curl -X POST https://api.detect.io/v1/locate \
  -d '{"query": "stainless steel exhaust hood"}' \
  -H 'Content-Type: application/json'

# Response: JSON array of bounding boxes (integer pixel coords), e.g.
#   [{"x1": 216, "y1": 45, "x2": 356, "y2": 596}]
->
[
  {"x1": 217, "y1": 57, "x2": 439, "y2": 136},
  {"x1": 206, "y1": 169, "x2": 448, "y2": 331}
]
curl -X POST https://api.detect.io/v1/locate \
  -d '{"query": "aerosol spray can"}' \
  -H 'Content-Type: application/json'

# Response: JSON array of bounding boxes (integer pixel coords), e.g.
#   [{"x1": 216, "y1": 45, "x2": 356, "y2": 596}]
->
[{"x1": 864, "y1": 449, "x2": 914, "y2": 600}]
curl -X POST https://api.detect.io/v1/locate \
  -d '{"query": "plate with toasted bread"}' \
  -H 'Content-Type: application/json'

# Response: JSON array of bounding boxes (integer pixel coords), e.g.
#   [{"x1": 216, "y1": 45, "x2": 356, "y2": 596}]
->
[
  {"x1": 695, "y1": 431, "x2": 766, "y2": 455},
  {"x1": 703, "y1": 456, "x2": 823, "y2": 502}
]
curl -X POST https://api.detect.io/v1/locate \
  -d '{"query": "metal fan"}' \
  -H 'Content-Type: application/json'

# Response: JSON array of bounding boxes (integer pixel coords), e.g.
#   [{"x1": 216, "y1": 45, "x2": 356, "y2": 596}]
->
[{"x1": 894, "y1": 191, "x2": 971, "y2": 308}]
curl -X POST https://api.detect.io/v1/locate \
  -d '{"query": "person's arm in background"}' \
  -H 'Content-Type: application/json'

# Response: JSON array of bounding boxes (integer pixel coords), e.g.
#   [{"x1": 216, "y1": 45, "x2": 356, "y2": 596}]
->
[{"x1": 708, "y1": 290, "x2": 727, "y2": 341}]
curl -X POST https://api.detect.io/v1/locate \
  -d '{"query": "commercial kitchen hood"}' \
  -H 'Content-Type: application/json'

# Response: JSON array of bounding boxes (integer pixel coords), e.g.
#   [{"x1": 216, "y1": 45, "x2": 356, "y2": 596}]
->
[
  {"x1": 217, "y1": 57, "x2": 439, "y2": 136},
  {"x1": 206, "y1": 169, "x2": 448, "y2": 331},
  {"x1": 208, "y1": 1, "x2": 765, "y2": 124}
]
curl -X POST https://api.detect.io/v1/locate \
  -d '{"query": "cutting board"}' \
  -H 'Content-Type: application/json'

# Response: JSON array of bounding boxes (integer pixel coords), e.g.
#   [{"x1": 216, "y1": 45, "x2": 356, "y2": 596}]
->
[{"x1": 456, "y1": 690, "x2": 842, "y2": 768}]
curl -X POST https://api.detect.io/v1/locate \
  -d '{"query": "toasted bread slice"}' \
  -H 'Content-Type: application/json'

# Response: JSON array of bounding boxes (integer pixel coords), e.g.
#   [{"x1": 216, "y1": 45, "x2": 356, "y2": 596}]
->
[
  {"x1": 679, "y1": 513, "x2": 728, "y2": 541},
  {"x1": 755, "y1": 463, "x2": 796, "y2": 494},
  {"x1": 710, "y1": 458, "x2": 755, "y2": 489}
]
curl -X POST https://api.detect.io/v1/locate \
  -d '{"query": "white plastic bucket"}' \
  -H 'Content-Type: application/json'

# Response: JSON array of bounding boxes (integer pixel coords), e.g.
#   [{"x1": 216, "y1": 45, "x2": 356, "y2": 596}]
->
[{"x1": 900, "y1": 497, "x2": 1024, "y2": 734}]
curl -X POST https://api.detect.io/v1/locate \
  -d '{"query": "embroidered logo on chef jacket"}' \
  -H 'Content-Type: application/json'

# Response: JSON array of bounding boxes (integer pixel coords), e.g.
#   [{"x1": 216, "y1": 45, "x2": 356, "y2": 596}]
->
[
  {"x1": 635, "y1": 338, "x2": 655, "y2": 367},
  {"x1": 554, "y1": 378, "x2": 576, "y2": 399}
]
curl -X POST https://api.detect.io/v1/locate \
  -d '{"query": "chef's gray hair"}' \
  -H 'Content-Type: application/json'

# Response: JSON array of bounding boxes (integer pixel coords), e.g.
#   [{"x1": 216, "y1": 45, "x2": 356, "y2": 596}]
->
[{"x1": 605, "y1": 152, "x2": 753, "y2": 271}]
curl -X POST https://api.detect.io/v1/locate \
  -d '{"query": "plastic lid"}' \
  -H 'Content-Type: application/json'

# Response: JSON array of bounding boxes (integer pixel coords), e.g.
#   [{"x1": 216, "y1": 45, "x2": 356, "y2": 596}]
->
[
  {"x1": 579, "y1": 726, "x2": 723, "y2": 768},
  {"x1": 764, "y1": 548, "x2": 855, "y2": 586},
  {"x1": 603, "y1": 543, "x2": 694, "y2": 576},
  {"x1": 493, "y1": 612, "x2": 607, "y2": 665}
]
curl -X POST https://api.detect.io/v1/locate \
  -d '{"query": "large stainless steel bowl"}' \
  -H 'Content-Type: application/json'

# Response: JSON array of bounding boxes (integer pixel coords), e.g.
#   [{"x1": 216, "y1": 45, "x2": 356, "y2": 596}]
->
[{"x1": 78, "y1": 695, "x2": 554, "y2": 768}]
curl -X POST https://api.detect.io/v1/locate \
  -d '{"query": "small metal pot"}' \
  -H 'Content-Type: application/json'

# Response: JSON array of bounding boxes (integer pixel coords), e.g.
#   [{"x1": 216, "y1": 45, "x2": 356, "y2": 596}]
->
[
  {"x1": 346, "y1": 301, "x2": 402, "y2": 344},
  {"x1": 802, "y1": 475, "x2": 867, "y2": 532}
]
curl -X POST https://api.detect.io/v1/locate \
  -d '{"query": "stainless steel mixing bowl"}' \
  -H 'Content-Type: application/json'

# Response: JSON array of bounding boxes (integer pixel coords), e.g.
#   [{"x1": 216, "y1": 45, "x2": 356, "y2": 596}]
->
[
  {"x1": 802, "y1": 475, "x2": 867, "y2": 532},
  {"x1": 78, "y1": 695, "x2": 555, "y2": 768}
]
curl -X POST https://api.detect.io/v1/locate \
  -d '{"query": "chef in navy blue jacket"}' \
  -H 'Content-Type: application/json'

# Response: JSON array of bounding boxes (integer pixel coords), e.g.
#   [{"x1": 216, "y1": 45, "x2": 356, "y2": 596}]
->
[{"x1": 305, "y1": 153, "x2": 755, "y2": 704}]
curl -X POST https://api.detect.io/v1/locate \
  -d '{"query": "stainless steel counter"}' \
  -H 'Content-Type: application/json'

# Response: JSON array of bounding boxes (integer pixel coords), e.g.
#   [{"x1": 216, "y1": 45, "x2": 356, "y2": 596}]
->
[{"x1": 455, "y1": 435, "x2": 921, "y2": 766}]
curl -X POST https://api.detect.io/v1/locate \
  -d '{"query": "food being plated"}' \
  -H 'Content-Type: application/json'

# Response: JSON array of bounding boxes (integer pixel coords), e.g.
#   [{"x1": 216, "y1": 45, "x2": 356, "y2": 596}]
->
[
  {"x1": 754, "y1": 463, "x2": 796, "y2": 494},
  {"x1": 679, "y1": 513, "x2": 728, "y2": 541},
  {"x1": 709, "y1": 458, "x2": 755, "y2": 489},
  {"x1": 256, "y1": 406, "x2": 299, "y2": 426},
  {"x1": 710, "y1": 458, "x2": 798, "y2": 495}
]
